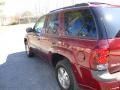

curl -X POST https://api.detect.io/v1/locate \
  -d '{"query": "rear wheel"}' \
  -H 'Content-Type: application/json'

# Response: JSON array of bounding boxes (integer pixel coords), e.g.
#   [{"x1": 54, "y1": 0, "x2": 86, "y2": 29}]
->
[
  {"x1": 56, "y1": 60, "x2": 78, "y2": 90},
  {"x1": 25, "y1": 42, "x2": 34, "y2": 57}
]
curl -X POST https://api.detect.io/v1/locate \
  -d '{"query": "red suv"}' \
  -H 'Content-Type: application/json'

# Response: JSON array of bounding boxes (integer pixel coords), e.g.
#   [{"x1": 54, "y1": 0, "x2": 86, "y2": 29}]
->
[{"x1": 24, "y1": 2, "x2": 120, "y2": 90}]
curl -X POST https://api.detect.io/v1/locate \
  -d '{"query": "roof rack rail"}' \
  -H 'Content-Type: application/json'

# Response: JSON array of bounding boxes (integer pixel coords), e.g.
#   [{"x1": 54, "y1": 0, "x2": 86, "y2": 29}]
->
[
  {"x1": 50, "y1": 2, "x2": 111, "y2": 13},
  {"x1": 50, "y1": 3, "x2": 89, "y2": 13},
  {"x1": 74, "y1": 3, "x2": 89, "y2": 7},
  {"x1": 89, "y1": 2, "x2": 107, "y2": 5},
  {"x1": 50, "y1": 6, "x2": 72, "y2": 13}
]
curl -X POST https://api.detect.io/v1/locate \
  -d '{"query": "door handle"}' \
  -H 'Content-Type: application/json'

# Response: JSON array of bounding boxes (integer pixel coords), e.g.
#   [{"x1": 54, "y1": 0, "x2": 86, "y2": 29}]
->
[
  {"x1": 38, "y1": 37, "x2": 41, "y2": 40},
  {"x1": 52, "y1": 42, "x2": 56, "y2": 45}
]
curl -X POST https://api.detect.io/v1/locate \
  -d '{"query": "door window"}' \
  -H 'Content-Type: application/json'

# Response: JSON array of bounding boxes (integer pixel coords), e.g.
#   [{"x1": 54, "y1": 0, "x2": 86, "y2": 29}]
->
[
  {"x1": 34, "y1": 16, "x2": 46, "y2": 33},
  {"x1": 46, "y1": 13, "x2": 59, "y2": 35}
]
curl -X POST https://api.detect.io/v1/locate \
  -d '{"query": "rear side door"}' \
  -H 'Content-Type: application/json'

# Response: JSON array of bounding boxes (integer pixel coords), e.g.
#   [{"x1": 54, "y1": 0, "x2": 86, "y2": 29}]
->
[{"x1": 44, "y1": 13, "x2": 59, "y2": 52}]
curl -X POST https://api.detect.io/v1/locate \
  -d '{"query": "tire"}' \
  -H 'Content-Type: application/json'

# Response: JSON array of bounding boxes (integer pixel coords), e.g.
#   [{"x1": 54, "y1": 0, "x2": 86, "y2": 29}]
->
[
  {"x1": 55, "y1": 60, "x2": 78, "y2": 90},
  {"x1": 25, "y1": 42, "x2": 34, "y2": 57}
]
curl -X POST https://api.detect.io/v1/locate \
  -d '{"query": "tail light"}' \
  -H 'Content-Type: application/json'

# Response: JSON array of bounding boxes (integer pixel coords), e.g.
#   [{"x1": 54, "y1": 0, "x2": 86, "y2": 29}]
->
[{"x1": 90, "y1": 48, "x2": 109, "y2": 70}]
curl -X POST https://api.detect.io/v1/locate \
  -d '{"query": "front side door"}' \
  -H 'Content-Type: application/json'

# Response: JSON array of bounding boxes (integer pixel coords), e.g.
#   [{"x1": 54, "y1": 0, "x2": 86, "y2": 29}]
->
[{"x1": 29, "y1": 16, "x2": 46, "y2": 56}]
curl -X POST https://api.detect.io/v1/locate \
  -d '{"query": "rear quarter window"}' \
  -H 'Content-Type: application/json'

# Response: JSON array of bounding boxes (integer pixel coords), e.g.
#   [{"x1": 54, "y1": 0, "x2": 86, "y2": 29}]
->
[{"x1": 64, "y1": 9, "x2": 97, "y2": 39}]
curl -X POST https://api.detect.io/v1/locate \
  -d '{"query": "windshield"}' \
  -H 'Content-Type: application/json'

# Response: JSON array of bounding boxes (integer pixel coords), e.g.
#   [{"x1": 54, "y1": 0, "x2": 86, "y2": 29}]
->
[{"x1": 93, "y1": 7, "x2": 120, "y2": 38}]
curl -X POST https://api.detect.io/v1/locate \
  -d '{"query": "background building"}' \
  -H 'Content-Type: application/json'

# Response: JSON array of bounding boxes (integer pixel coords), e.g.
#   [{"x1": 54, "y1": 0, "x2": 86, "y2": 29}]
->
[{"x1": 0, "y1": 0, "x2": 120, "y2": 25}]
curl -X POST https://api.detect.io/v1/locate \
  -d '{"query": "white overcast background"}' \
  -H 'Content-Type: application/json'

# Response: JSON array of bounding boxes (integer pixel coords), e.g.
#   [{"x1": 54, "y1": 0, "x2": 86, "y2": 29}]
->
[{"x1": 3, "y1": 0, "x2": 120, "y2": 16}]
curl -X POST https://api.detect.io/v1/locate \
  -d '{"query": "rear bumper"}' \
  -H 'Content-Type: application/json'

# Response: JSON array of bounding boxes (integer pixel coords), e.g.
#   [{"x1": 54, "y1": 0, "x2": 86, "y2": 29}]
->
[
  {"x1": 98, "y1": 81, "x2": 120, "y2": 90},
  {"x1": 78, "y1": 67, "x2": 120, "y2": 90},
  {"x1": 91, "y1": 70, "x2": 120, "y2": 90}
]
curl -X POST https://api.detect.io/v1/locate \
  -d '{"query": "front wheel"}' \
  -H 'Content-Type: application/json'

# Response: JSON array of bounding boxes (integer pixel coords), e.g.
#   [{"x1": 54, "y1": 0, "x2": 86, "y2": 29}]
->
[
  {"x1": 56, "y1": 60, "x2": 78, "y2": 90},
  {"x1": 25, "y1": 42, "x2": 34, "y2": 57}
]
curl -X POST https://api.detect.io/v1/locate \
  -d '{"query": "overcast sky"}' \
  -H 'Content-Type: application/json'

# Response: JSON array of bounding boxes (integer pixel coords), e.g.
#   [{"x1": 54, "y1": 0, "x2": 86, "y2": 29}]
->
[{"x1": 3, "y1": 0, "x2": 120, "y2": 17}]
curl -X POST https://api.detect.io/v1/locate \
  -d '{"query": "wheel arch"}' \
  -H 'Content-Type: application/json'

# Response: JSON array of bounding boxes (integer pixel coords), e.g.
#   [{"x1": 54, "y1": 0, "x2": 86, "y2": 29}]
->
[
  {"x1": 51, "y1": 47, "x2": 77, "y2": 67},
  {"x1": 51, "y1": 53, "x2": 69, "y2": 67},
  {"x1": 51, "y1": 49, "x2": 83, "y2": 86}
]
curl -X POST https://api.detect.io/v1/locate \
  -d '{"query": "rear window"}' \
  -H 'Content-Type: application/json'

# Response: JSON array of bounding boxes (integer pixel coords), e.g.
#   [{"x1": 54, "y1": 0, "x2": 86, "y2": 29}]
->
[{"x1": 94, "y1": 7, "x2": 120, "y2": 38}]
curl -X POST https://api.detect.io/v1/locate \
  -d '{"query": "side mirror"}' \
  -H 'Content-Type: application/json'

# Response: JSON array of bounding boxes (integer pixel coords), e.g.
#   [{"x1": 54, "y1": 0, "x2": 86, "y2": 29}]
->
[{"x1": 26, "y1": 27, "x2": 33, "y2": 33}]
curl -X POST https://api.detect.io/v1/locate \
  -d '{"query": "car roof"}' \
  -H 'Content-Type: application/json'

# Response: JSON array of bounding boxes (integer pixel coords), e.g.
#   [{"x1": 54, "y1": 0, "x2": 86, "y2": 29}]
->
[{"x1": 49, "y1": 2, "x2": 120, "y2": 14}]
